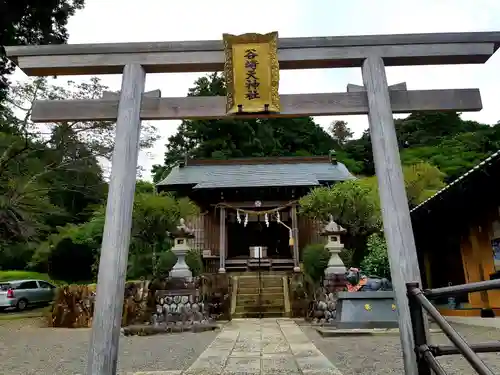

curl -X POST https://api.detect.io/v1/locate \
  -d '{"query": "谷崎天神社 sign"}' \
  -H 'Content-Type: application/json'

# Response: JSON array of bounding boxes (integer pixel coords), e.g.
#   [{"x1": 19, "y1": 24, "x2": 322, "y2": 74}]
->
[{"x1": 223, "y1": 32, "x2": 281, "y2": 114}]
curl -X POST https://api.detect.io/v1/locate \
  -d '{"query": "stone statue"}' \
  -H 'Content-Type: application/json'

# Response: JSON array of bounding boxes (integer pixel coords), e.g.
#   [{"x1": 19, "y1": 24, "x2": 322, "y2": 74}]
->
[{"x1": 345, "y1": 267, "x2": 392, "y2": 292}]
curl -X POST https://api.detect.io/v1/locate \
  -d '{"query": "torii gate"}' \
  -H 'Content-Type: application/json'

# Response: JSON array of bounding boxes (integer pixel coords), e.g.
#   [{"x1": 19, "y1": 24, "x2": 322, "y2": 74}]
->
[{"x1": 6, "y1": 31, "x2": 500, "y2": 375}]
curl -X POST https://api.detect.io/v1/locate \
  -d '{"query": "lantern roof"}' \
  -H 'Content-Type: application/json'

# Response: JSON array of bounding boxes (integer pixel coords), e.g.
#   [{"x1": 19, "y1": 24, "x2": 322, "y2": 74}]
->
[
  {"x1": 320, "y1": 216, "x2": 347, "y2": 236},
  {"x1": 168, "y1": 218, "x2": 195, "y2": 239}
]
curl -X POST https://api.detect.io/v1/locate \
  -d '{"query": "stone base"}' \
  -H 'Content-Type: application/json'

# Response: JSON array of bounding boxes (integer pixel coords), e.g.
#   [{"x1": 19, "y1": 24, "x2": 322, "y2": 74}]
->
[
  {"x1": 334, "y1": 291, "x2": 398, "y2": 329},
  {"x1": 153, "y1": 278, "x2": 211, "y2": 326}
]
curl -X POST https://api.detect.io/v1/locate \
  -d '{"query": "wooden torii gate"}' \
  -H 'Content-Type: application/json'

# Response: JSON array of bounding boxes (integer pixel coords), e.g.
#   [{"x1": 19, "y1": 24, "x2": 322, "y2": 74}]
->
[{"x1": 6, "y1": 31, "x2": 500, "y2": 375}]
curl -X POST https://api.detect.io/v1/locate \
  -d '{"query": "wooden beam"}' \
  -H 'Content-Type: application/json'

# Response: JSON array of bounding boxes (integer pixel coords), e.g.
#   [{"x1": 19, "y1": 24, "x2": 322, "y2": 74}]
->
[
  {"x1": 102, "y1": 89, "x2": 161, "y2": 99},
  {"x1": 30, "y1": 88, "x2": 482, "y2": 122},
  {"x1": 6, "y1": 42, "x2": 497, "y2": 76},
  {"x1": 87, "y1": 64, "x2": 145, "y2": 374},
  {"x1": 347, "y1": 82, "x2": 407, "y2": 92},
  {"x1": 6, "y1": 31, "x2": 500, "y2": 56},
  {"x1": 362, "y1": 55, "x2": 423, "y2": 375}
]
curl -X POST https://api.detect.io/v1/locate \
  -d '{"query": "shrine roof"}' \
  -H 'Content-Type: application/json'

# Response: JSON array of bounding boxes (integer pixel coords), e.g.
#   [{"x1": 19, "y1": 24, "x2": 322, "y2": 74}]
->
[
  {"x1": 410, "y1": 149, "x2": 500, "y2": 227},
  {"x1": 156, "y1": 156, "x2": 355, "y2": 189}
]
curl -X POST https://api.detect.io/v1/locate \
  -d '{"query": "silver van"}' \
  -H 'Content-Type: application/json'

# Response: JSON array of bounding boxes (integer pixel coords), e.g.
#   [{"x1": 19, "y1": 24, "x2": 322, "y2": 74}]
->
[{"x1": 0, "y1": 279, "x2": 57, "y2": 311}]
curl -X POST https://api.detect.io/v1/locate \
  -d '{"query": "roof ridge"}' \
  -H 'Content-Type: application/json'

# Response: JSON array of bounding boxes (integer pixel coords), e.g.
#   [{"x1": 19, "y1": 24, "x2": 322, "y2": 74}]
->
[{"x1": 186, "y1": 155, "x2": 332, "y2": 166}]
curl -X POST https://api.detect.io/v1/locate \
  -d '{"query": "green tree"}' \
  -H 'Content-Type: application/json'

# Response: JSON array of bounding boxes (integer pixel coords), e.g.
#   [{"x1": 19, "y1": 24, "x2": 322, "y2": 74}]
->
[
  {"x1": 302, "y1": 243, "x2": 330, "y2": 284},
  {"x1": 32, "y1": 192, "x2": 199, "y2": 281},
  {"x1": 0, "y1": 0, "x2": 85, "y2": 102},
  {"x1": 360, "y1": 232, "x2": 390, "y2": 280},
  {"x1": 362, "y1": 162, "x2": 446, "y2": 208},
  {"x1": 343, "y1": 112, "x2": 498, "y2": 180},
  {"x1": 401, "y1": 126, "x2": 500, "y2": 182},
  {"x1": 329, "y1": 120, "x2": 353, "y2": 146},
  {"x1": 299, "y1": 180, "x2": 381, "y2": 235}
]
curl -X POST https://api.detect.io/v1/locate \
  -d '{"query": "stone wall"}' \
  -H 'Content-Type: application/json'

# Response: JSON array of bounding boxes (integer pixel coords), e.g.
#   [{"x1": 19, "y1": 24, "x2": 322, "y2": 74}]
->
[{"x1": 309, "y1": 274, "x2": 347, "y2": 324}]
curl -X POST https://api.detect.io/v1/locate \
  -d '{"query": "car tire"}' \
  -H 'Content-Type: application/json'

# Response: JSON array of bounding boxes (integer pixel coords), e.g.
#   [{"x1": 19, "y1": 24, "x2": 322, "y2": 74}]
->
[{"x1": 16, "y1": 299, "x2": 28, "y2": 311}]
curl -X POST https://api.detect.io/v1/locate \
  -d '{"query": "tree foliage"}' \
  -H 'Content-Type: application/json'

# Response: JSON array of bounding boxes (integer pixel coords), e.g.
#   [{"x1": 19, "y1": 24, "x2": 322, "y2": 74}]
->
[
  {"x1": 298, "y1": 180, "x2": 381, "y2": 235},
  {"x1": 302, "y1": 243, "x2": 330, "y2": 284},
  {"x1": 31, "y1": 190, "x2": 199, "y2": 281},
  {"x1": 360, "y1": 233, "x2": 391, "y2": 280},
  {"x1": 0, "y1": 0, "x2": 85, "y2": 102},
  {"x1": 344, "y1": 112, "x2": 500, "y2": 181},
  {"x1": 329, "y1": 120, "x2": 353, "y2": 145}
]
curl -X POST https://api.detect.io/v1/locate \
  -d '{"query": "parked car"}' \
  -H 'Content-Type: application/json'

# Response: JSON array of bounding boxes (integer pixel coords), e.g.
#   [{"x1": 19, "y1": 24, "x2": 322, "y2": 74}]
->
[{"x1": 0, "y1": 279, "x2": 57, "y2": 311}]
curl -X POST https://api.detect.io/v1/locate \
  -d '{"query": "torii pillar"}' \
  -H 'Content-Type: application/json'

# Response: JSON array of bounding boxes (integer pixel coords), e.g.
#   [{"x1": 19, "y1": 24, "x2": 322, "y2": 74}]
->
[{"x1": 87, "y1": 74, "x2": 160, "y2": 375}]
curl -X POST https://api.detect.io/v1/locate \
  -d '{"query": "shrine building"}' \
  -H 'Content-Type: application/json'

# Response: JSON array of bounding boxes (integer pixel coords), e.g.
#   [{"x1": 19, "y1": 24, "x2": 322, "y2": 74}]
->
[
  {"x1": 411, "y1": 149, "x2": 500, "y2": 317},
  {"x1": 156, "y1": 153, "x2": 354, "y2": 273}
]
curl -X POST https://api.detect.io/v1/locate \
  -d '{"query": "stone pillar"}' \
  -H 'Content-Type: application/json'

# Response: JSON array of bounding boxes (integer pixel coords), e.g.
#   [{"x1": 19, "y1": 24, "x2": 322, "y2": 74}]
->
[
  {"x1": 219, "y1": 206, "x2": 226, "y2": 273},
  {"x1": 169, "y1": 218, "x2": 195, "y2": 279},
  {"x1": 291, "y1": 205, "x2": 300, "y2": 272}
]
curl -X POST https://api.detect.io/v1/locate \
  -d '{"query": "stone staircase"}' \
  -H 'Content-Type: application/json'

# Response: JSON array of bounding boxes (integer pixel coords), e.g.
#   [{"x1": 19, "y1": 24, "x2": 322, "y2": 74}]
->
[{"x1": 231, "y1": 272, "x2": 290, "y2": 318}]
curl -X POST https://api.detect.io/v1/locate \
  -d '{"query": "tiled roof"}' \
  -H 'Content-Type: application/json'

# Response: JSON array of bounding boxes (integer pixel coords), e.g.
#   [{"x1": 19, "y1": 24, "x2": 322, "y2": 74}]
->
[{"x1": 157, "y1": 161, "x2": 355, "y2": 189}]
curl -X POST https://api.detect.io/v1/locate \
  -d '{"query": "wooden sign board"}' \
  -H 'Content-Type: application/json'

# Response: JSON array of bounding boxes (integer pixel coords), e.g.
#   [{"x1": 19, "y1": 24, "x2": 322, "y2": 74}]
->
[{"x1": 223, "y1": 32, "x2": 280, "y2": 114}]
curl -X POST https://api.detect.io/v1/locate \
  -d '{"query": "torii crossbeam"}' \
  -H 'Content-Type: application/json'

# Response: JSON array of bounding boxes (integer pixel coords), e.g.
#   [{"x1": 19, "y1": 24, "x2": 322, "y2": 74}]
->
[{"x1": 5, "y1": 31, "x2": 500, "y2": 375}]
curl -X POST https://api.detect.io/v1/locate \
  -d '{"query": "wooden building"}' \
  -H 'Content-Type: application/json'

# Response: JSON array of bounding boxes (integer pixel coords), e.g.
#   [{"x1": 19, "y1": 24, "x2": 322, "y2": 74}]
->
[
  {"x1": 411, "y1": 150, "x2": 500, "y2": 316},
  {"x1": 156, "y1": 154, "x2": 354, "y2": 273}
]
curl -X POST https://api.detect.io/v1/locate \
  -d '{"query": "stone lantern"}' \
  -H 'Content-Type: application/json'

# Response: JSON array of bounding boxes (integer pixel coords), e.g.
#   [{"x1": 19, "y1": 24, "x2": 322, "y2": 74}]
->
[
  {"x1": 168, "y1": 218, "x2": 195, "y2": 279},
  {"x1": 321, "y1": 216, "x2": 347, "y2": 277}
]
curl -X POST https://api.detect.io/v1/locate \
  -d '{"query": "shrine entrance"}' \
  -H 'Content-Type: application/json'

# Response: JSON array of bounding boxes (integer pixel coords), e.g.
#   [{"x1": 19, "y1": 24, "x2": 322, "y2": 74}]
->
[
  {"x1": 226, "y1": 208, "x2": 293, "y2": 260},
  {"x1": 6, "y1": 31, "x2": 499, "y2": 375}
]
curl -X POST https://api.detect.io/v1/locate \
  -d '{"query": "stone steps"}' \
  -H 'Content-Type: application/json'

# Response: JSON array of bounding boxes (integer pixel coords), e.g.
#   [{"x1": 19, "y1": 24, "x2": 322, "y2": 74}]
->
[
  {"x1": 236, "y1": 295, "x2": 284, "y2": 307},
  {"x1": 238, "y1": 277, "x2": 283, "y2": 288},
  {"x1": 233, "y1": 274, "x2": 287, "y2": 318},
  {"x1": 233, "y1": 304, "x2": 284, "y2": 318},
  {"x1": 237, "y1": 286, "x2": 283, "y2": 295},
  {"x1": 232, "y1": 311, "x2": 284, "y2": 318}
]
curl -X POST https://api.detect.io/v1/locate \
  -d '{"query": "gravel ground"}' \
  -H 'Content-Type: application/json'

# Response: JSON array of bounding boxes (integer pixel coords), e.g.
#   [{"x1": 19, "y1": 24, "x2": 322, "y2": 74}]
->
[
  {"x1": 303, "y1": 323, "x2": 500, "y2": 375},
  {"x1": 0, "y1": 318, "x2": 219, "y2": 375}
]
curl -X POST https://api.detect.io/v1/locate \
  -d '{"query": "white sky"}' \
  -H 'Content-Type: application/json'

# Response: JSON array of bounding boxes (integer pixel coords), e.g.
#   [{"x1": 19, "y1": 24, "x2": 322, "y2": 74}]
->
[{"x1": 11, "y1": 0, "x2": 500, "y2": 181}]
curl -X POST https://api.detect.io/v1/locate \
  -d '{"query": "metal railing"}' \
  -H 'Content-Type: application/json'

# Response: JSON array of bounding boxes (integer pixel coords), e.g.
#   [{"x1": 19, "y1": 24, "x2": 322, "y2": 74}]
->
[{"x1": 407, "y1": 279, "x2": 500, "y2": 375}]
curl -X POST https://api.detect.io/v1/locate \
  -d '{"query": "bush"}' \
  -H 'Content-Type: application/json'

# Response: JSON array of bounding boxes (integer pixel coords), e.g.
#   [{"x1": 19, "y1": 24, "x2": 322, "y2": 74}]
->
[
  {"x1": 155, "y1": 250, "x2": 177, "y2": 277},
  {"x1": 360, "y1": 233, "x2": 391, "y2": 280},
  {"x1": 302, "y1": 243, "x2": 330, "y2": 284},
  {"x1": 186, "y1": 249, "x2": 203, "y2": 276},
  {"x1": 339, "y1": 248, "x2": 355, "y2": 269}
]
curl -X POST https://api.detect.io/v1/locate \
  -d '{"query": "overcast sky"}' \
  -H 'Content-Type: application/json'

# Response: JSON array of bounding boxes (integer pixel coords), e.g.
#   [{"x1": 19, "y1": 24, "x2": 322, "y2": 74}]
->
[{"x1": 12, "y1": 0, "x2": 500, "y2": 180}]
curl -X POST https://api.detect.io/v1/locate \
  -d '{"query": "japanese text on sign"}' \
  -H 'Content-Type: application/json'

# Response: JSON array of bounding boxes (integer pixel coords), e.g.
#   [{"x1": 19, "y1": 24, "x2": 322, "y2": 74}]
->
[{"x1": 244, "y1": 48, "x2": 260, "y2": 100}]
